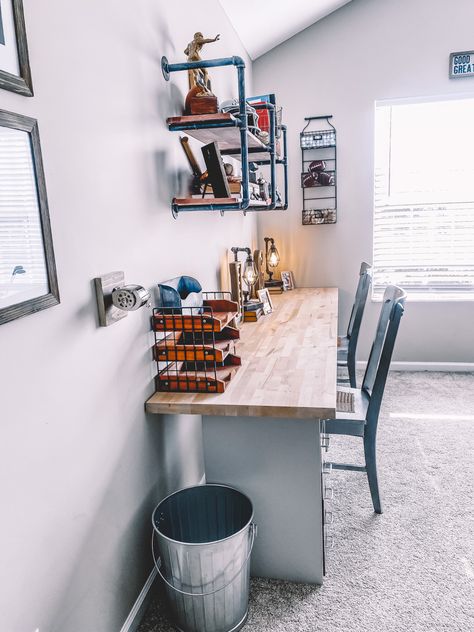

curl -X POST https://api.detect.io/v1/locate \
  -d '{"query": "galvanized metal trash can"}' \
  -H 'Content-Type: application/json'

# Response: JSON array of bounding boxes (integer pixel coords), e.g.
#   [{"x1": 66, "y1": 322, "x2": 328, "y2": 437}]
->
[{"x1": 152, "y1": 484, "x2": 256, "y2": 632}]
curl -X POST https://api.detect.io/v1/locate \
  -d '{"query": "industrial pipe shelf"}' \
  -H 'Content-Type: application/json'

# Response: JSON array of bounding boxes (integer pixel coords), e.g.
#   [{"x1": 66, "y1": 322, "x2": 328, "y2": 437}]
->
[{"x1": 162, "y1": 55, "x2": 288, "y2": 216}]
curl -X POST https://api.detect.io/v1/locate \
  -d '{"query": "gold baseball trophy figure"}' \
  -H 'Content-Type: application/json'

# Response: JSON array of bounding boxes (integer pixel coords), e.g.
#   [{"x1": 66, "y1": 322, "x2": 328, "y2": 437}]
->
[
  {"x1": 185, "y1": 32, "x2": 220, "y2": 91},
  {"x1": 183, "y1": 32, "x2": 220, "y2": 114}
]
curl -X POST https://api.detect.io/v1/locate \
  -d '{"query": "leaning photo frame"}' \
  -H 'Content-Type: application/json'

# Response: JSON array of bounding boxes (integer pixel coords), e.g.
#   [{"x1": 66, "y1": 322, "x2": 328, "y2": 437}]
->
[
  {"x1": 0, "y1": 0, "x2": 33, "y2": 96},
  {"x1": 201, "y1": 141, "x2": 231, "y2": 198},
  {"x1": 281, "y1": 271, "x2": 295, "y2": 291},
  {"x1": 257, "y1": 288, "x2": 273, "y2": 314}
]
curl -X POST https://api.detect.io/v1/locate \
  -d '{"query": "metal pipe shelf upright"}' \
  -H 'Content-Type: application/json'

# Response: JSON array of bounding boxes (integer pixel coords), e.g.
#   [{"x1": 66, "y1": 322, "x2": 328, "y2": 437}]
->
[{"x1": 161, "y1": 55, "x2": 288, "y2": 217}]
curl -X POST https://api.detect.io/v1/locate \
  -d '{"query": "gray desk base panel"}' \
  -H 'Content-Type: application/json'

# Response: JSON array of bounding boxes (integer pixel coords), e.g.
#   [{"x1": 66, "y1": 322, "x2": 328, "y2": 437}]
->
[{"x1": 202, "y1": 415, "x2": 324, "y2": 585}]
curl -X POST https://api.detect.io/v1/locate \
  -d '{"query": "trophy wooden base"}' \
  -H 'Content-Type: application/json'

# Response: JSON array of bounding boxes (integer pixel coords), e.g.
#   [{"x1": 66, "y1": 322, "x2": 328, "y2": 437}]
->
[{"x1": 188, "y1": 94, "x2": 219, "y2": 115}]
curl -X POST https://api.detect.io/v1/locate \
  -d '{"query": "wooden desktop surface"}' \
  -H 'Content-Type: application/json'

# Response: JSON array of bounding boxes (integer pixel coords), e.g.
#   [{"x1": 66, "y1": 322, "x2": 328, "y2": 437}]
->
[{"x1": 145, "y1": 288, "x2": 337, "y2": 419}]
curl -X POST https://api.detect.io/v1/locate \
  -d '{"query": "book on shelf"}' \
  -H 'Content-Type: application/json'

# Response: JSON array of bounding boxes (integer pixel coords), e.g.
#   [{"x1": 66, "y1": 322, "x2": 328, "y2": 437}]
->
[
  {"x1": 265, "y1": 280, "x2": 284, "y2": 294},
  {"x1": 243, "y1": 308, "x2": 263, "y2": 322},
  {"x1": 243, "y1": 300, "x2": 264, "y2": 312}
]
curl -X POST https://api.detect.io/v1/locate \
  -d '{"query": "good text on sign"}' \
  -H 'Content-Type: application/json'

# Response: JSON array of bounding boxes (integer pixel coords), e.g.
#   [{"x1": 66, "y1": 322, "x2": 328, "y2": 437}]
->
[{"x1": 450, "y1": 51, "x2": 474, "y2": 78}]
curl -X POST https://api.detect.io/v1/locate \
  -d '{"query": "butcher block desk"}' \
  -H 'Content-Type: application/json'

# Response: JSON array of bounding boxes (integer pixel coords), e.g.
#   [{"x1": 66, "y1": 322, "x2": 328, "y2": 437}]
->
[{"x1": 146, "y1": 288, "x2": 338, "y2": 583}]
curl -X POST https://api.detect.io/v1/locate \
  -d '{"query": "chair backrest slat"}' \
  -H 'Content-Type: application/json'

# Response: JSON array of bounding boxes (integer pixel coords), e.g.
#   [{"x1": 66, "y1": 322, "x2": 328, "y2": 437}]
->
[
  {"x1": 347, "y1": 262, "x2": 372, "y2": 340},
  {"x1": 362, "y1": 286, "x2": 405, "y2": 393},
  {"x1": 363, "y1": 286, "x2": 406, "y2": 432}
]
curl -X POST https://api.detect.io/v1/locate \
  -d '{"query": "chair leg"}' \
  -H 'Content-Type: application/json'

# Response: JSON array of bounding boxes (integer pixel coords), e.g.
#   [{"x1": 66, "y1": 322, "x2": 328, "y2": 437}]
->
[{"x1": 364, "y1": 434, "x2": 383, "y2": 514}]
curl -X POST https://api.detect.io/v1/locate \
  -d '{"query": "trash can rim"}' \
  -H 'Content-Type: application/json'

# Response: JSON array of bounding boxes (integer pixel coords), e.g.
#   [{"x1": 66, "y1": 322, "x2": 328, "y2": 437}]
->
[{"x1": 151, "y1": 483, "x2": 254, "y2": 547}]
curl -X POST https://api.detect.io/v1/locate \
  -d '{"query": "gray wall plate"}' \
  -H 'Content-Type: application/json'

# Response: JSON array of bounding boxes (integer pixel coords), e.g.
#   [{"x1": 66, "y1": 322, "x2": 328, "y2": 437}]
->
[{"x1": 94, "y1": 271, "x2": 127, "y2": 326}]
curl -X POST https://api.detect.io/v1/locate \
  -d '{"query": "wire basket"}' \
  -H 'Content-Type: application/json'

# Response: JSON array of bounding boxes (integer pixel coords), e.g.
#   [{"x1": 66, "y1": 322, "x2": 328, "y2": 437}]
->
[
  {"x1": 300, "y1": 129, "x2": 336, "y2": 149},
  {"x1": 302, "y1": 209, "x2": 337, "y2": 225},
  {"x1": 152, "y1": 293, "x2": 241, "y2": 394}
]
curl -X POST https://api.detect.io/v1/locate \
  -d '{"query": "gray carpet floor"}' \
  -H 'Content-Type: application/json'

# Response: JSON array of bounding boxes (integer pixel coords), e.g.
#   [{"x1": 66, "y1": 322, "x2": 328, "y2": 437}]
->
[{"x1": 138, "y1": 372, "x2": 474, "y2": 632}]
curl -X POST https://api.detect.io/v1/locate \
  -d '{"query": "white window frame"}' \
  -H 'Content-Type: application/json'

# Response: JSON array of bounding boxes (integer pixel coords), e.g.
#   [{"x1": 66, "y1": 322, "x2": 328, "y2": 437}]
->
[{"x1": 372, "y1": 93, "x2": 474, "y2": 302}]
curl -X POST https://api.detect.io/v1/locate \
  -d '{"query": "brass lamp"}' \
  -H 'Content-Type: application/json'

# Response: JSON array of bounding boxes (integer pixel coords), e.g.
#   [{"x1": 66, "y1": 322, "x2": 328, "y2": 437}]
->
[{"x1": 264, "y1": 237, "x2": 282, "y2": 287}]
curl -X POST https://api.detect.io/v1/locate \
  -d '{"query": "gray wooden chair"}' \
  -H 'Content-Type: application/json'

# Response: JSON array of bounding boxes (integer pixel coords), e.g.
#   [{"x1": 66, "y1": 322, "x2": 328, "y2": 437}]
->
[
  {"x1": 338, "y1": 262, "x2": 372, "y2": 388},
  {"x1": 325, "y1": 285, "x2": 406, "y2": 514}
]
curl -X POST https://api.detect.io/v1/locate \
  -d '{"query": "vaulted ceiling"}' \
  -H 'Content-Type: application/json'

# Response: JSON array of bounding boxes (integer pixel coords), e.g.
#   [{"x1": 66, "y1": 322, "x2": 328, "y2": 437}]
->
[{"x1": 218, "y1": 0, "x2": 353, "y2": 60}]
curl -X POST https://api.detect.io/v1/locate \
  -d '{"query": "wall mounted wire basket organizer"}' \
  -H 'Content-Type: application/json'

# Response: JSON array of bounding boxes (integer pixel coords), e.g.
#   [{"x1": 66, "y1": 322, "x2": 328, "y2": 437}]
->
[
  {"x1": 152, "y1": 292, "x2": 241, "y2": 393},
  {"x1": 301, "y1": 115, "x2": 337, "y2": 225}
]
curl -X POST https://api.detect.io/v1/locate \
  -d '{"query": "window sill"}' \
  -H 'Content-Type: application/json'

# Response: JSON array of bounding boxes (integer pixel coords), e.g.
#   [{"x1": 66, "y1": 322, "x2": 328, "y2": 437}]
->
[{"x1": 372, "y1": 295, "x2": 474, "y2": 303}]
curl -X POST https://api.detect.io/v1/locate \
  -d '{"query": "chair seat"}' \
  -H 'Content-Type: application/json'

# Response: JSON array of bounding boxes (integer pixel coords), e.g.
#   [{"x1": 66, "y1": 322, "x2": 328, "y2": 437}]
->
[
  {"x1": 324, "y1": 387, "x2": 369, "y2": 437},
  {"x1": 336, "y1": 387, "x2": 369, "y2": 420}
]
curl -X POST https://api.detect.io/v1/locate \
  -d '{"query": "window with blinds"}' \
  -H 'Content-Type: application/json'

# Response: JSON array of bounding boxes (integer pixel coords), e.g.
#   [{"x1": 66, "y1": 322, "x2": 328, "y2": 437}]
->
[
  {"x1": 0, "y1": 127, "x2": 48, "y2": 309},
  {"x1": 373, "y1": 97, "x2": 474, "y2": 300}
]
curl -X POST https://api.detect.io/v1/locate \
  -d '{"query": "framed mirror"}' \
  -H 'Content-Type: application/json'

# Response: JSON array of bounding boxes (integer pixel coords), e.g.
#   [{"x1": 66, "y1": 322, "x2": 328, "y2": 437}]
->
[
  {"x1": 0, "y1": 0, "x2": 33, "y2": 96},
  {"x1": 0, "y1": 109, "x2": 59, "y2": 326}
]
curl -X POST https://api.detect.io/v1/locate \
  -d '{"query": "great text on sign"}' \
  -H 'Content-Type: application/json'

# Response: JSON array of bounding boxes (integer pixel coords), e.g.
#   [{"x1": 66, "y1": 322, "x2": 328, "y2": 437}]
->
[{"x1": 450, "y1": 51, "x2": 474, "y2": 78}]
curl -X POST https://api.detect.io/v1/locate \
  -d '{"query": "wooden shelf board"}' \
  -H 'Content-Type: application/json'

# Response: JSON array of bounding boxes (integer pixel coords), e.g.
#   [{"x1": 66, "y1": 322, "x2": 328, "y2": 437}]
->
[
  {"x1": 156, "y1": 364, "x2": 240, "y2": 394},
  {"x1": 167, "y1": 113, "x2": 272, "y2": 161},
  {"x1": 173, "y1": 197, "x2": 272, "y2": 209},
  {"x1": 245, "y1": 201, "x2": 281, "y2": 211},
  {"x1": 173, "y1": 197, "x2": 239, "y2": 206},
  {"x1": 203, "y1": 299, "x2": 239, "y2": 312},
  {"x1": 154, "y1": 310, "x2": 239, "y2": 333},
  {"x1": 167, "y1": 113, "x2": 285, "y2": 163},
  {"x1": 155, "y1": 338, "x2": 235, "y2": 363},
  {"x1": 187, "y1": 128, "x2": 267, "y2": 155},
  {"x1": 167, "y1": 113, "x2": 237, "y2": 127}
]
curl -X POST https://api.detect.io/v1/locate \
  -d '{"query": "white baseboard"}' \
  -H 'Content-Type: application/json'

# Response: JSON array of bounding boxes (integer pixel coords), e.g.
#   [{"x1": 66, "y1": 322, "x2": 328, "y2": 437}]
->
[
  {"x1": 356, "y1": 361, "x2": 474, "y2": 372},
  {"x1": 119, "y1": 567, "x2": 158, "y2": 632},
  {"x1": 119, "y1": 474, "x2": 206, "y2": 632}
]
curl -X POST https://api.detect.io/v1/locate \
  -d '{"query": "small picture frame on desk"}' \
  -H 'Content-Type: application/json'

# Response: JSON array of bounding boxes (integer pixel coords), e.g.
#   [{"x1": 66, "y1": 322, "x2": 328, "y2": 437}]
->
[
  {"x1": 257, "y1": 288, "x2": 273, "y2": 314},
  {"x1": 281, "y1": 271, "x2": 295, "y2": 291}
]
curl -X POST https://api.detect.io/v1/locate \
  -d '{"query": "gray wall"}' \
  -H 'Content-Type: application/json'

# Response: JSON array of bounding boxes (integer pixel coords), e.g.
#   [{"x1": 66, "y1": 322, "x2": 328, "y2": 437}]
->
[
  {"x1": 0, "y1": 2, "x2": 254, "y2": 631},
  {"x1": 254, "y1": 0, "x2": 474, "y2": 363}
]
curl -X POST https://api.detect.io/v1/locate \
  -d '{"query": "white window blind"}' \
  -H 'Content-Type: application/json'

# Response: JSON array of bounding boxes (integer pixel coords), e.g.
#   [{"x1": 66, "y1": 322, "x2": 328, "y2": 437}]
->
[
  {"x1": 373, "y1": 97, "x2": 474, "y2": 300},
  {"x1": 0, "y1": 127, "x2": 48, "y2": 309}
]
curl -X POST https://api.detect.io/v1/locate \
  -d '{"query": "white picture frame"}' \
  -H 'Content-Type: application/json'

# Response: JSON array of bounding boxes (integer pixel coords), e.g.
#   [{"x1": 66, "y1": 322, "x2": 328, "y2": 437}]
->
[
  {"x1": 257, "y1": 288, "x2": 273, "y2": 314},
  {"x1": 281, "y1": 270, "x2": 295, "y2": 291}
]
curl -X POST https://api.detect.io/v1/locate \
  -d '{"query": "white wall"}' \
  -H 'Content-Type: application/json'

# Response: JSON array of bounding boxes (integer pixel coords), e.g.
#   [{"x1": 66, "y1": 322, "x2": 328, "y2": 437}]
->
[
  {"x1": 254, "y1": 0, "x2": 474, "y2": 362},
  {"x1": 0, "y1": 2, "x2": 254, "y2": 631}
]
